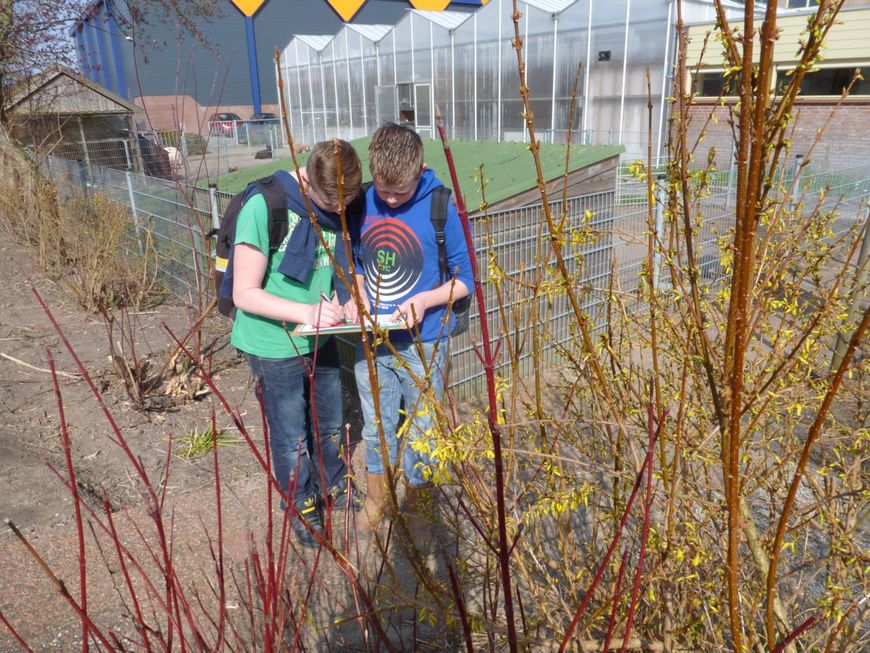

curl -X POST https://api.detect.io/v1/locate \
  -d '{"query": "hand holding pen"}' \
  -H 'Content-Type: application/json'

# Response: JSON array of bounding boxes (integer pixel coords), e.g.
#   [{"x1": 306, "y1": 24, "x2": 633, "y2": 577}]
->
[{"x1": 305, "y1": 291, "x2": 343, "y2": 327}]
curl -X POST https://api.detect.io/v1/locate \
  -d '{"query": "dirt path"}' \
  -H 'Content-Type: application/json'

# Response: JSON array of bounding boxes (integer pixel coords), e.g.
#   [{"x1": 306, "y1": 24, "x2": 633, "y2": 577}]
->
[
  {"x1": 0, "y1": 227, "x2": 281, "y2": 644},
  {"x1": 0, "y1": 223, "x2": 449, "y2": 652}
]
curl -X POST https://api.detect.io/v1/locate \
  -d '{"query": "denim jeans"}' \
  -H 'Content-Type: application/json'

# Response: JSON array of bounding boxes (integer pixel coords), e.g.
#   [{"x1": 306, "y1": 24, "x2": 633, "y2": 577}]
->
[
  {"x1": 245, "y1": 338, "x2": 347, "y2": 508},
  {"x1": 354, "y1": 338, "x2": 446, "y2": 487}
]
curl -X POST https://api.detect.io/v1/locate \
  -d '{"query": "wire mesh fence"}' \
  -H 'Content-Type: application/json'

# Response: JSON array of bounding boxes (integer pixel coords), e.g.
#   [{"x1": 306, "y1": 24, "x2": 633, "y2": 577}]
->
[{"x1": 40, "y1": 150, "x2": 869, "y2": 400}]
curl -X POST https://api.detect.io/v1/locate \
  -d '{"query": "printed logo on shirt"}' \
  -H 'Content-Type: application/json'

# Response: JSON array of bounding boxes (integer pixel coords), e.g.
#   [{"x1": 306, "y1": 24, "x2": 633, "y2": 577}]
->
[
  {"x1": 360, "y1": 217, "x2": 423, "y2": 303},
  {"x1": 279, "y1": 211, "x2": 337, "y2": 269}
]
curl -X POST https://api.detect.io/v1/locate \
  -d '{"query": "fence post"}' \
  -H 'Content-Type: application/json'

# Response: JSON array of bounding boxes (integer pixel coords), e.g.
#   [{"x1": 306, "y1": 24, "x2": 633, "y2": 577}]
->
[
  {"x1": 208, "y1": 183, "x2": 221, "y2": 232},
  {"x1": 180, "y1": 124, "x2": 188, "y2": 159},
  {"x1": 191, "y1": 215, "x2": 205, "y2": 299},
  {"x1": 77, "y1": 159, "x2": 89, "y2": 196},
  {"x1": 830, "y1": 198, "x2": 870, "y2": 371},
  {"x1": 788, "y1": 153, "x2": 804, "y2": 213},
  {"x1": 76, "y1": 116, "x2": 92, "y2": 181},
  {"x1": 207, "y1": 183, "x2": 222, "y2": 297},
  {"x1": 122, "y1": 140, "x2": 132, "y2": 171},
  {"x1": 653, "y1": 172, "x2": 666, "y2": 291},
  {"x1": 792, "y1": 153, "x2": 804, "y2": 186},
  {"x1": 245, "y1": 124, "x2": 251, "y2": 156},
  {"x1": 125, "y1": 170, "x2": 144, "y2": 254},
  {"x1": 726, "y1": 139, "x2": 736, "y2": 210}
]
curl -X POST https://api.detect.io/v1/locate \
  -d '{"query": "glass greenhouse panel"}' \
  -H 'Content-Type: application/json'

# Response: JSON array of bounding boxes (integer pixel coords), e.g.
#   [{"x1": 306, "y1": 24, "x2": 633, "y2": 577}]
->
[
  {"x1": 432, "y1": 28, "x2": 452, "y2": 135},
  {"x1": 349, "y1": 70, "x2": 366, "y2": 140},
  {"x1": 414, "y1": 83, "x2": 432, "y2": 138},
  {"x1": 310, "y1": 60, "x2": 325, "y2": 112},
  {"x1": 345, "y1": 29, "x2": 362, "y2": 60},
  {"x1": 376, "y1": 85, "x2": 398, "y2": 127},
  {"x1": 412, "y1": 13, "x2": 433, "y2": 84},
  {"x1": 289, "y1": 63, "x2": 305, "y2": 142},
  {"x1": 554, "y1": 1, "x2": 589, "y2": 134},
  {"x1": 475, "y1": 14, "x2": 499, "y2": 142},
  {"x1": 501, "y1": 33, "x2": 524, "y2": 140},
  {"x1": 292, "y1": 40, "x2": 310, "y2": 66},
  {"x1": 523, "y1": 4, "x2": 556, "y2": 136},
  {"x1": 394, "y1": 18, "x2": 413, "y2": 83},
  {"x1": 363, "y1": 56, "x2": 378, "y2": 134},
  {"x1": 333, "y1": 49, "x2": 352, "y2": 139},
  {"x1": 320, "y1": 60, "x2": 338, "y2": 134},
  {"x1": 277, "y1": 0, "x2": 676, "y2": 153},
  {"x1": 452, "y1": 15, "x2": 476, "y2": 140},
  {"x1": 379, "y1": 33, "x2": 396, "y2": 86},
  {"x1": 586, "y1": 3, "x2": 630, "y2": 140}
]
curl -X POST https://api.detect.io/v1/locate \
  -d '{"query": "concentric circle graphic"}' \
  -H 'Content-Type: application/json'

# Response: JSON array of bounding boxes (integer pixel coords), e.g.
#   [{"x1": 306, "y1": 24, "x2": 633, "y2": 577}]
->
[{"x1": 360, "y1": 218, "x2": 423, "y2": 304}]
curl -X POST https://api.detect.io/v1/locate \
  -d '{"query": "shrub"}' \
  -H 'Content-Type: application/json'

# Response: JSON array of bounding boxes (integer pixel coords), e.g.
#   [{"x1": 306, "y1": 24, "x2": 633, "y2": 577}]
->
[{"x1": 0, "y1": 132, "x2": 165, "y2": 312}]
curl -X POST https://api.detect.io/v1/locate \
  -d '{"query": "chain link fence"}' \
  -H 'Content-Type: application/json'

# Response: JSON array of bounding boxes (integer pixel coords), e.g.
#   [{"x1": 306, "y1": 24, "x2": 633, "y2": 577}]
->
[{"x1": 40, "y1": 150, "x2": 869, "y2": 400}]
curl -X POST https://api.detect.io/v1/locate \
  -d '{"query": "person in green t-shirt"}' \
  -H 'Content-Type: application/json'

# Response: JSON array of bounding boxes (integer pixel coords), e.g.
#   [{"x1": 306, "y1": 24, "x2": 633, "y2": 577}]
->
[{"x1": 231, "y1": 140, "x2": 363, "y2": 549}]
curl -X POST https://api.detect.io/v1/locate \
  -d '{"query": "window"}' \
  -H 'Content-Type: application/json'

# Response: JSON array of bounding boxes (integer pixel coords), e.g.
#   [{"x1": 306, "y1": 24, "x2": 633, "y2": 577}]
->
[
  {"x1": 787, "y1": 0, "x2": 817, "y2": 8},
  {"x1": 798, "y1": 67, "x2": 869, "y2": 96},
  {"x1": 692, "y1": 71, "x2": 738, "y2": 97}
]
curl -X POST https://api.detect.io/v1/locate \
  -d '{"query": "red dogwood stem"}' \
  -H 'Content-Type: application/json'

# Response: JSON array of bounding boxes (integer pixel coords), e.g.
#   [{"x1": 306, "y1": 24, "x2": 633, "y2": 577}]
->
[{"x1": 435, "y1": 111, "x2": 518, "y2": 653}]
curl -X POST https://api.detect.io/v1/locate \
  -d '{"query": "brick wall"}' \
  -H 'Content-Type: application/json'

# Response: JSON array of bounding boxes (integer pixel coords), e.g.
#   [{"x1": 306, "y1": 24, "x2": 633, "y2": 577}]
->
[
  {"x1": 686, "y1": 101, "x2": 870, "y2": 170},
  {"x1": 132, "y1": 94, "x2": 280, "y2": 134}
]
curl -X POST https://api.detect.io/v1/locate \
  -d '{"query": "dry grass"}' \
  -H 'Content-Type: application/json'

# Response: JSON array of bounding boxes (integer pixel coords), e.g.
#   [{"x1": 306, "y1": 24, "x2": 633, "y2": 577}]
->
[{"x1": 0, "y1": 130, "x2": 165, "y2": 312}]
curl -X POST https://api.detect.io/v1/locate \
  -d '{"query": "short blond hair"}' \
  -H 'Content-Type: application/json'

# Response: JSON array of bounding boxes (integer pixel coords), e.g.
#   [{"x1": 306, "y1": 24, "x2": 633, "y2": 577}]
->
[
  {"x1": 306, "y1": 139, "x2": 362, "y2": 205},
  {"x1": 368, "y1": 123, "x2": 424, "y2": 187}
]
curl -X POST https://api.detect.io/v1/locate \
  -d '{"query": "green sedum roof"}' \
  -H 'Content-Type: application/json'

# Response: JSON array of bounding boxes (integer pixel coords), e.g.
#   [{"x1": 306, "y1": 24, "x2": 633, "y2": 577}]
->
[{"x1": 210, "y1": 137, "x2": 622, "y2": 206}]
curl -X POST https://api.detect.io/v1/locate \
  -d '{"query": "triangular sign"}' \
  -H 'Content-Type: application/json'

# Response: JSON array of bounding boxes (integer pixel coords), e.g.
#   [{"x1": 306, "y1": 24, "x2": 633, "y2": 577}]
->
[
  {"x1": 409, "y1": 0, "x2": 452, "y2": 9},
  {"x1": 229, "y1": 0, "x2": 267, "y2": 18},
  {"x1": 326, "y1": 0, "x2": 367, "y2": 22}
]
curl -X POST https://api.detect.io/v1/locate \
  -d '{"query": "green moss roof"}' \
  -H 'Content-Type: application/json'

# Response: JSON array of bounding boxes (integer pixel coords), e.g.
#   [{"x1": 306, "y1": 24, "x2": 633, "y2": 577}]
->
[{"x1": 209, "y1": 137, "x2": 622, "y2": 206}]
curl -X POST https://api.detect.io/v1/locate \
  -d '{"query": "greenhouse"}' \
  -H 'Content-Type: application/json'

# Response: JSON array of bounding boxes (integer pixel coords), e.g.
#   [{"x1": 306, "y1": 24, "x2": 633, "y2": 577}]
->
[{"x1": 278, "y1": 0, "x2": 747, "y2": 159}]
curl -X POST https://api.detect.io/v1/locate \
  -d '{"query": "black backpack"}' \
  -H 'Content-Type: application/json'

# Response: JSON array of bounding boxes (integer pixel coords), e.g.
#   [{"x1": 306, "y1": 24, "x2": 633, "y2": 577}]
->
[
  {"x1": 209, "y1": 175, "x2": 289, "y2": 318},
  {"x1": 430, "y1": 186, "x2": 471, "y2": 336}
]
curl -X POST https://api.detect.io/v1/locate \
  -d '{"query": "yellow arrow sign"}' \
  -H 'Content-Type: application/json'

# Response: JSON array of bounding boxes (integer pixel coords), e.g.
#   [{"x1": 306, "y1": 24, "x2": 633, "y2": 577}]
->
[
  {"x1": 409, "y1": 0, "x2": 452, "y2": 9},
  {"x1": 326, "y1": 0, "x2": 367, "y2": 22},
  {"x1": 229, "y1": 0, "x2": 267, "y2": 17}
]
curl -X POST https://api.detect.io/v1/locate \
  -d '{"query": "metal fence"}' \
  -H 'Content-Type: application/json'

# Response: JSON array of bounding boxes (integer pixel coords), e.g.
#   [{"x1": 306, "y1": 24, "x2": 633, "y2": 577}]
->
[{"x1": 40, "y1": 152, "x2": 869, "y2": 400}]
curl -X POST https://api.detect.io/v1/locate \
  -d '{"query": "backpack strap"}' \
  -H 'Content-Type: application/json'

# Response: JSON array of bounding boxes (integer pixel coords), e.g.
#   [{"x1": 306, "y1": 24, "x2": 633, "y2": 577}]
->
[
  {"x1": 430, "y1": 186, "x2": 452, "y2": 283},
  {"x1": 248, "y1": 175, "x2": 289, "y2": 250}
]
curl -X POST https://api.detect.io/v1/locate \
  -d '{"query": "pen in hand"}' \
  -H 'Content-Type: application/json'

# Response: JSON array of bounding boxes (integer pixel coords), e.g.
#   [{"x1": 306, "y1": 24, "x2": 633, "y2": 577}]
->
[{"x1": 319, "y1": 291, "x2": 353, "y2": 326}]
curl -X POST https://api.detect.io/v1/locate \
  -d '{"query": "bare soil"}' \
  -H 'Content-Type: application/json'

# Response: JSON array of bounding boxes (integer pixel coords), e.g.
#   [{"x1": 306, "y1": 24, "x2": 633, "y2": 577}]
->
[{"x1": 0, "y1": 226, "x2": 397, "y2": 651}]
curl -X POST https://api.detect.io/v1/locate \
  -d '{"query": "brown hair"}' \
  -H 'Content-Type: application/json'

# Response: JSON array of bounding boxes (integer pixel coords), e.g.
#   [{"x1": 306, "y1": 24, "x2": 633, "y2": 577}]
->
[
  {"x1": 368, "y1": 123, "x2": 424, "y2": 186},
  {"x1": 305, "y1": 139, "x2": 362, "y2": 205}
]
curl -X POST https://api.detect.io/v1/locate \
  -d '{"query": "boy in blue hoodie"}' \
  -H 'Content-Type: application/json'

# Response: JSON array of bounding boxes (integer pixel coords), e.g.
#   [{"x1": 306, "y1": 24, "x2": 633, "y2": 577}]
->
[
  {"x1": 231, "y1": 140, "x2": 363, "y2": 548},
  {"x1": 350, "y1": 123, "x2": 473, "y2": 525}
]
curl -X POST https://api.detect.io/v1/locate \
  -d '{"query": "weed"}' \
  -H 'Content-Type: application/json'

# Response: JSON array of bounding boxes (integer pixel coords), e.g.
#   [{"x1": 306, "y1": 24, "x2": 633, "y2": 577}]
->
[{"x1": 176, "y1": 424, "x2": 239, "y2": 459}]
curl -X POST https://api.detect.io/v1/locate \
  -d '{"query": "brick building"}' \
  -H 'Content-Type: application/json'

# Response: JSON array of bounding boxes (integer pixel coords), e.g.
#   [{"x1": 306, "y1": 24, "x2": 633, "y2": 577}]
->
[{"x1": 685, "y1": 1, "x2": 870, "y2": 169}]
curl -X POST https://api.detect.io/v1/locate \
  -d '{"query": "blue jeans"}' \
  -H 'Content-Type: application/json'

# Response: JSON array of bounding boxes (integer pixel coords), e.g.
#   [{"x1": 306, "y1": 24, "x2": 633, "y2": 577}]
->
[
  {"x1": 354, "y1": 339, "x2": 446, "y2": 487},
  {"x1": 245, "y1": 338, "x2": 347, "y2": 508}
]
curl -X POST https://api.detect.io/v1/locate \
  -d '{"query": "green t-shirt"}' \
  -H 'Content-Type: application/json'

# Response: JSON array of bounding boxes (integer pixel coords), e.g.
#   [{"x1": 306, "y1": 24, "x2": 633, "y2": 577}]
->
[{"x1": 229, "y1": 193, "x2": 337, "y2": 358}]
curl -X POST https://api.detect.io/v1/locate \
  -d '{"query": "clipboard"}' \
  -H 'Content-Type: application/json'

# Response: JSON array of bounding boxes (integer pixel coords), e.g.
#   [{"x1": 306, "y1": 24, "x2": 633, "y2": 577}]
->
[{"x1": 292, "y1": 313, "x2": 404, "y2": 336}]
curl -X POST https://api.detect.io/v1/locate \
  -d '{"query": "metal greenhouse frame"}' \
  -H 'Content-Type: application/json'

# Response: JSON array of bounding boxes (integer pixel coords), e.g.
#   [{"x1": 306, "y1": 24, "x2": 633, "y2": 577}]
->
[{"x1": 278, "y1": 1, "x2": 749, "y2": 158}]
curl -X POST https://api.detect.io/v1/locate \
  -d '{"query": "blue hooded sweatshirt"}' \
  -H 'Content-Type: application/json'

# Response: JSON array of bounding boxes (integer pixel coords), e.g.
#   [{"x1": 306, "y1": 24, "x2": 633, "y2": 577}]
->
[{"x1": 356, "y1": 168, "x2": 474, "y2": 344}]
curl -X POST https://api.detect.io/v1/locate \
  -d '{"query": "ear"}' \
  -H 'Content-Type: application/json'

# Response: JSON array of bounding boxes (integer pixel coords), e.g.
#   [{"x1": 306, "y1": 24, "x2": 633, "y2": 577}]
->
[{"x1": 421, "y1": 163, "x2": 427, "y2": 173}]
